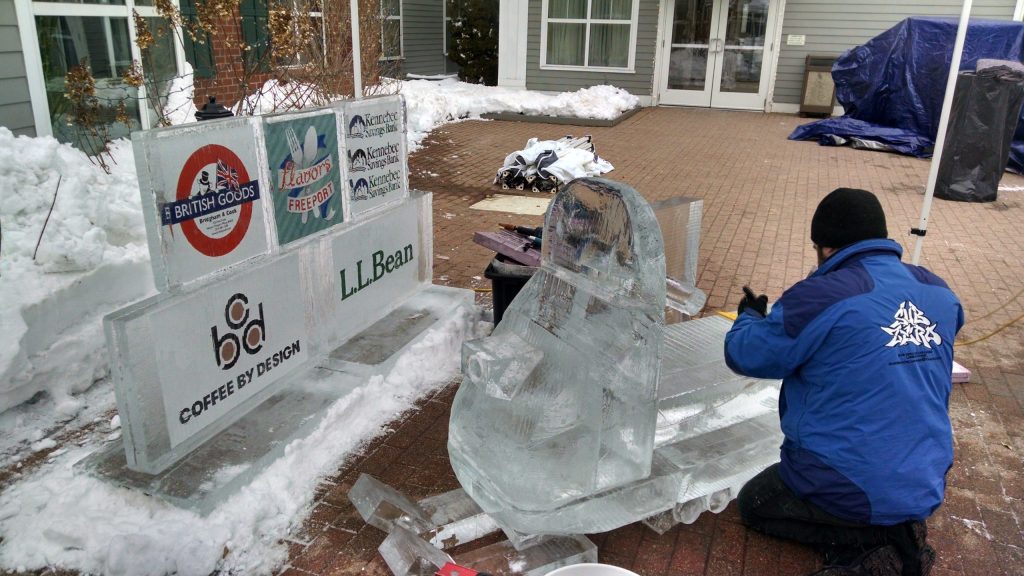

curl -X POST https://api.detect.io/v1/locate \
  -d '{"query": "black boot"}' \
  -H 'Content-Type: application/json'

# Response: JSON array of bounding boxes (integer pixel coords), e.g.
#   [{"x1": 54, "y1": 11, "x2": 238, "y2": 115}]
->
[
  {"x1": 809, "y1": 545, "x2": 903, "y2": 576},
  {"x1": 888, "y1": 521, "x2": 934, "y2": 576}
]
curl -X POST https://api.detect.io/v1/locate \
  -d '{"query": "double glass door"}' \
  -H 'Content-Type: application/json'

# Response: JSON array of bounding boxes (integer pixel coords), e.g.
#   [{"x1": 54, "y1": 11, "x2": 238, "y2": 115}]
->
[{"x1": 659, "y1": 0, "x2": 775, "y2": 109}]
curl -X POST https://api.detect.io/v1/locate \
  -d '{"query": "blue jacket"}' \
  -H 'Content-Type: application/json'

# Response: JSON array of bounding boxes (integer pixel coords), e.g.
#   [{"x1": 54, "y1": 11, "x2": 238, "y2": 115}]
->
[{"x1": 725, "y1": 239, "x2": 964, "y2": 525}]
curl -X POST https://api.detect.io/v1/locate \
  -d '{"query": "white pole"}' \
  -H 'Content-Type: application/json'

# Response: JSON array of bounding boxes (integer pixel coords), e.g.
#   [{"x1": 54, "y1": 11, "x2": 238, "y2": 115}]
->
[
  {"x1": 911, "y1": 0, "x2": 973, "y2": 265},
  {"x1": 350, "y1": 0, "x2": 363, "y2": 99}
]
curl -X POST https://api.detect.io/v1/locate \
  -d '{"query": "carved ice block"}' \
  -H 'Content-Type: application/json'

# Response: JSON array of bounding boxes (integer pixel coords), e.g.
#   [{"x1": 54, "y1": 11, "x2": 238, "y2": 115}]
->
[
  {"x1": 651, "y1": 196, "x2": 706, "y2": 318},
  {"x1": 449, "y1": 178, "x2": 666, "y2": 532}
]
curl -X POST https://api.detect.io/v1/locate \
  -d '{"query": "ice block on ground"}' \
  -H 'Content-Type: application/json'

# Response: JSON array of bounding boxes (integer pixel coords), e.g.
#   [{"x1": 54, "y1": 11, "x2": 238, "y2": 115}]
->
[
  {"x1": 379, "y1": 526, "x2": 454, "y2": 576},
  {"x1": 455, "y1": 535, "x2": 597, "y2": 576},
  {"x1": 349, "y1": 473, "x2": 433, "y2": 533}
]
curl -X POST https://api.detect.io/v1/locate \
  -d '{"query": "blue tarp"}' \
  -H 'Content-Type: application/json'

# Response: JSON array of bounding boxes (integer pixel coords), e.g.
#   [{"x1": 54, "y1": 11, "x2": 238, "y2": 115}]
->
[{"x1": 789, "y1": 17, "x2": 1024, "y2": 172}]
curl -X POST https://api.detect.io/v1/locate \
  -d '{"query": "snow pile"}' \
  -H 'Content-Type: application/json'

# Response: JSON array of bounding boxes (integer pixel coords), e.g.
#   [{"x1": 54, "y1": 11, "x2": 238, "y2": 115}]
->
[
  {"x1": 162, "y1": 61, "x2": 198, "y2": 126},
  {"x1": 0, "y1": 129, "x2": 154, "y2": 413},
  {"x1": 237, "y1": 80, "x2": 340, "y2": 116},
  {"x1": 398, "y1": 79, "x2": 639, "y2": 150},
  {"x1": 0, "y1": 308, "x2": 484, "y2": 576}
]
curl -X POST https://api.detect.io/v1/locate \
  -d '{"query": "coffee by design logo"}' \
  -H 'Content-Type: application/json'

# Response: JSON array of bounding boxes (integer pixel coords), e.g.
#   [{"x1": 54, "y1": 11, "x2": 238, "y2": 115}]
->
[{"x1": 211, "y1": 293, "x2": 266, "y2": 370}]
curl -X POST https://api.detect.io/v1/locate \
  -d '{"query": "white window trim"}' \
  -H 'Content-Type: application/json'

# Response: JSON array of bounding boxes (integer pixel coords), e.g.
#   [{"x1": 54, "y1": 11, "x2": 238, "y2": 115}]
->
[
  {"x1": 380, "y1": 0, "x2": 403, "y2": 61},
  {"x1": 539, "y1": 0, "x2": 639, "y2": 73},
  {"x1": 17, "y1": 0, "x2": 185, "y2": 138},
  {"x1": 443, "y1": 0, "x2": 449, "y2": 56},
  {"x1": 280, "y1": 2, "x2": 328, "y2": 68}
]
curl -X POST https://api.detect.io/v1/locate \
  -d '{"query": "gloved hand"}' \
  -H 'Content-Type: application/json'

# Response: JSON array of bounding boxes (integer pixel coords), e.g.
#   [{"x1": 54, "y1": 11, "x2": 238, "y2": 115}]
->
[{"x1": 738, "y1": 286, "x2": 769, "y2": 318}]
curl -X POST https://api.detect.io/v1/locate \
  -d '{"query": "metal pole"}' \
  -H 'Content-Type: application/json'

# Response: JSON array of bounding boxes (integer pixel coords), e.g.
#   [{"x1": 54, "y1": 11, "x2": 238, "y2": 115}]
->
[
  {"x1": 911, "y1": 0, "x2": 973, "y2": 265},
  {"x1": 350, "y1": 0, "x2": 363, "y2": 99}
]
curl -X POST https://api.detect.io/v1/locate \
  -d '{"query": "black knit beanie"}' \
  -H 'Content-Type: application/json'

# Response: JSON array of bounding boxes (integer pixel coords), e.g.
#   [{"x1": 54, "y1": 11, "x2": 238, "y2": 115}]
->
[{"x1": 811, "y1": 188, "x2": 888, "y2": 249}]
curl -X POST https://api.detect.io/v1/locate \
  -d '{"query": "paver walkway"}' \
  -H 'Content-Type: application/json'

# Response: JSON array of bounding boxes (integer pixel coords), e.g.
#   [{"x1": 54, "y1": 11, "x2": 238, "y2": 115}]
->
[{"x1": 278, "y1": 107, "x2": 1024, "y2": 576}]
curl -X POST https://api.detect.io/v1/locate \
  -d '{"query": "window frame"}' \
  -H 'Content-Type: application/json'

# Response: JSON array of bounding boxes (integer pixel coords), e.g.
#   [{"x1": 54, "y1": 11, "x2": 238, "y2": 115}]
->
[
  {"x1": 539, "y1": 0, "x2": 639, "y2": 73},
  {"x1": 19, "y1": 0, "x2": 186, "y2": 137},
  {"x1": 276, "y1": 0, "x2": 328, "y2": 68},
  {"x1": 379, "y1": 0, "x2": 402, "y2": 61}
]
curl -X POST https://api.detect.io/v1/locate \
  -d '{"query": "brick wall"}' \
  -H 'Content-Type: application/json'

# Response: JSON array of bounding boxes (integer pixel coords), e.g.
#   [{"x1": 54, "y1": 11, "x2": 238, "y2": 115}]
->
[{"x1": 191, "y1": 0, "x2": 383, "y2": 110}]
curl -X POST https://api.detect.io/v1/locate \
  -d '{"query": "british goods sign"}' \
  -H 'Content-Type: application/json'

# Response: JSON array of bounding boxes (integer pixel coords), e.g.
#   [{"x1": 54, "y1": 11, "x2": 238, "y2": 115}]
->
[{"x1": 134, "y1": 119, "x2": 270, "y2": 289}]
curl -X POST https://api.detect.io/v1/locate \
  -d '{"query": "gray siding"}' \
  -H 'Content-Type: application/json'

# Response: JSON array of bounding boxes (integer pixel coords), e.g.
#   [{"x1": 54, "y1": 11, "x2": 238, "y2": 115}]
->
[
  {"x1": 400, "y1": 0, "x2": 450, "y2": 77},
  {"x1": 525, "y1": 0, "x2": 658, "y2": 96},
  {"x1": 774, "y1": 0, "x2": 1017, "y2": 105},
  {"x1": 0, "y1": 0, "x2": 34, "y2": 137}
]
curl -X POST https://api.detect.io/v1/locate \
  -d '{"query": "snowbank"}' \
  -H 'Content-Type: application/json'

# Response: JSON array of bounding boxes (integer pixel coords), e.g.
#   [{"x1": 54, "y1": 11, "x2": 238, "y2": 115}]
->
[
  {"x1": 0, "y1": 129, "x2": 154, "y2": 414},
  {"x1": 397, "y1": 79, "x2": 640, "y2": 151},
  {"x1": 0, "y1": 309, "x2": 482, "y2": 576}
]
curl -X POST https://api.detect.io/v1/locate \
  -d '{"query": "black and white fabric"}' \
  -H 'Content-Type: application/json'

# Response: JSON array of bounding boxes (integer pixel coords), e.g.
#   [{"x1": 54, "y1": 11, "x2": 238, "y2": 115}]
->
[{"x1": 494, "y1": 135, "x2": 614, "y2": 193}]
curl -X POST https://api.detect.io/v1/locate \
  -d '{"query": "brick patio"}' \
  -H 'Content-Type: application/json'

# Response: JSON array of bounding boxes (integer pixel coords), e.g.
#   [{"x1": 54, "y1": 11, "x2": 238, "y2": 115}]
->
[{"x1": 274, "y1": 107, "x2": 1024, "y2": 576}]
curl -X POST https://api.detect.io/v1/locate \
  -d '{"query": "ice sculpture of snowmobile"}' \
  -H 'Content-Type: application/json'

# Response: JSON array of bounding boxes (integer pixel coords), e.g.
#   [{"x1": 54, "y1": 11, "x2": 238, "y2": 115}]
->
[{"x1": 448, "y1": 178, "x2": 783, "y2": 537}]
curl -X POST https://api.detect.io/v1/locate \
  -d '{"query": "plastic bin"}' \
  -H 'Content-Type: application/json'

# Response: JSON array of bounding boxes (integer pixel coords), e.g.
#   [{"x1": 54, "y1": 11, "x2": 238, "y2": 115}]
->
[{"x1": 485, "y1": 255, "x2": 537, "y2": 326}]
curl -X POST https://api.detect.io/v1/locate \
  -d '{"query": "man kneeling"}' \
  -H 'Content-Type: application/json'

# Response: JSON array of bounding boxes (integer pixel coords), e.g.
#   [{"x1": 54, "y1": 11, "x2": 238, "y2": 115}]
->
[{"x1": 724, "y1": 188, "x2": 964, "y2": 576}]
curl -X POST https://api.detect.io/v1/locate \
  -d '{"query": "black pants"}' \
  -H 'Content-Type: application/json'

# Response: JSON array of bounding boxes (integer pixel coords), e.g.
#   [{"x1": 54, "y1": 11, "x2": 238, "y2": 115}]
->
[{"x1": 738, "y1": 464, "x2": 927, "y2": 574}]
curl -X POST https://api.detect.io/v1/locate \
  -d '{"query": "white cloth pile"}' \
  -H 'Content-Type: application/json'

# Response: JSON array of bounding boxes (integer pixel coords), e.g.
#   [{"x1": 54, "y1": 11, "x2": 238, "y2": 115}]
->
[{"x1": 494, "y1": 136, "x2": 614, "y2": 193}]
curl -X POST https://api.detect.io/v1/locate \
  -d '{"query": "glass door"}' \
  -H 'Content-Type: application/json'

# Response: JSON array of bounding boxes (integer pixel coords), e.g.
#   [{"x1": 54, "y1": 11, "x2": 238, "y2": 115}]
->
[
  {"x1": 709, "y1": 0, "x2": 772, "y2": 109},
  {"x1": 659, "y1": 0, "x2": 775, "y2": 110},
  {"x1": 659, "y1": 0, "x2": 720, "y2": 106}
]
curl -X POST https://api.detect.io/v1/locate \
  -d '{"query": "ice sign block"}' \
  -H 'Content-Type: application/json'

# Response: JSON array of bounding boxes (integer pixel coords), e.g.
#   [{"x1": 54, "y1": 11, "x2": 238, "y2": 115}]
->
[
  {"x1": 105, "y1": 252, "x2": 310, "y2": 474},
  {"x1": 448, "y1": 178, "x2": 667, "y2": 523},
  {"x1": 340, "y1": 95, "x2": 409, "y2": 217},
  {"x1": 133, "y1": 117, "x2": 271, "y2": 290}
]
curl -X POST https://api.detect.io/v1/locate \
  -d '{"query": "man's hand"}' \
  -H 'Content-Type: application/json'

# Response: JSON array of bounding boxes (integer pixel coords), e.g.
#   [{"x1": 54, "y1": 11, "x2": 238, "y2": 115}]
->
[{"x1": 738, "y1": 286, "x2": 769, "y2": 318}]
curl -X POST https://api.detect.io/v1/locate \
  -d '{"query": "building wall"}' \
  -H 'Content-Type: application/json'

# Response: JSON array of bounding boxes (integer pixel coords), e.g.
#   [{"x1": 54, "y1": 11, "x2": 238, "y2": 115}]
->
[
  {"x1": 0, "y1": 0, "x2": 35, "y2": 137},
  {"x1": 400, "y1": 0, "x2": 448, "y2": 76},
  {"x1": 773, "y1": 0, "x2": 1018, "y2": 105},
  {"x1": 525, "y1": 0, "x2": 659, "y2": 96}
]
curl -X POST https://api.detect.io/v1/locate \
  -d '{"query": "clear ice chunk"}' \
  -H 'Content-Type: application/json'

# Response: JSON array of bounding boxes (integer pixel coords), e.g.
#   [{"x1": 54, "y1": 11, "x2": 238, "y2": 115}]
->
[
  {"x1": 379, "y1": 526, "x2": 453, "y2": 576},
  {"x1": 448, "y1": 178, "x2": 782, "y2": 536},
  {"x1": 651, "y1": 196, "x2": 706, "y2": 319},
  {"x1": 455, "y1": 535, "x2": 597, "y2": 576},
  {"x1": 419, "y1": 488, "x2": 502, "y2": 549},
  {"x1": 348, "y1": 475, "x2": 501, "y2": 549},
  {"x1": 349, "y1": 473, "x2": 433, "y2": 533}
]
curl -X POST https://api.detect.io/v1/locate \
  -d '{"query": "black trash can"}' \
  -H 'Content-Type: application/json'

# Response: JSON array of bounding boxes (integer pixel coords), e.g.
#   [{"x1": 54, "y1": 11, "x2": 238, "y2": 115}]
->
[
  {"x1": 936, "y1": 64, "x2": 1024, "y2": 202},
  {"x1": 485, "y1": 255, "x2": 537, "y2": 326}
]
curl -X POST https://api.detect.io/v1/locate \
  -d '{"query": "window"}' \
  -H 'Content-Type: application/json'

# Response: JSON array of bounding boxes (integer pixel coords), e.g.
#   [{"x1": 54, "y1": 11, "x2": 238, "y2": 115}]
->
[
  {"x1": 443, "y1": 0, "x2": 460, "y2": 56},
  {"x1": 542, "y1": 0, "x2": 636, "y2": 70},
  {"x1": 381, "y1": 0, "x2": 401, "y2": 59},
  {"x1": 274, "y1": 0, "x2": 327, "y2": 67},
  {"x1": 241, "y1": 0, "x2": 271, "y2": 71},
  {"x1": 178, "y1": 0, "x2": 214, "y2": 78}
]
